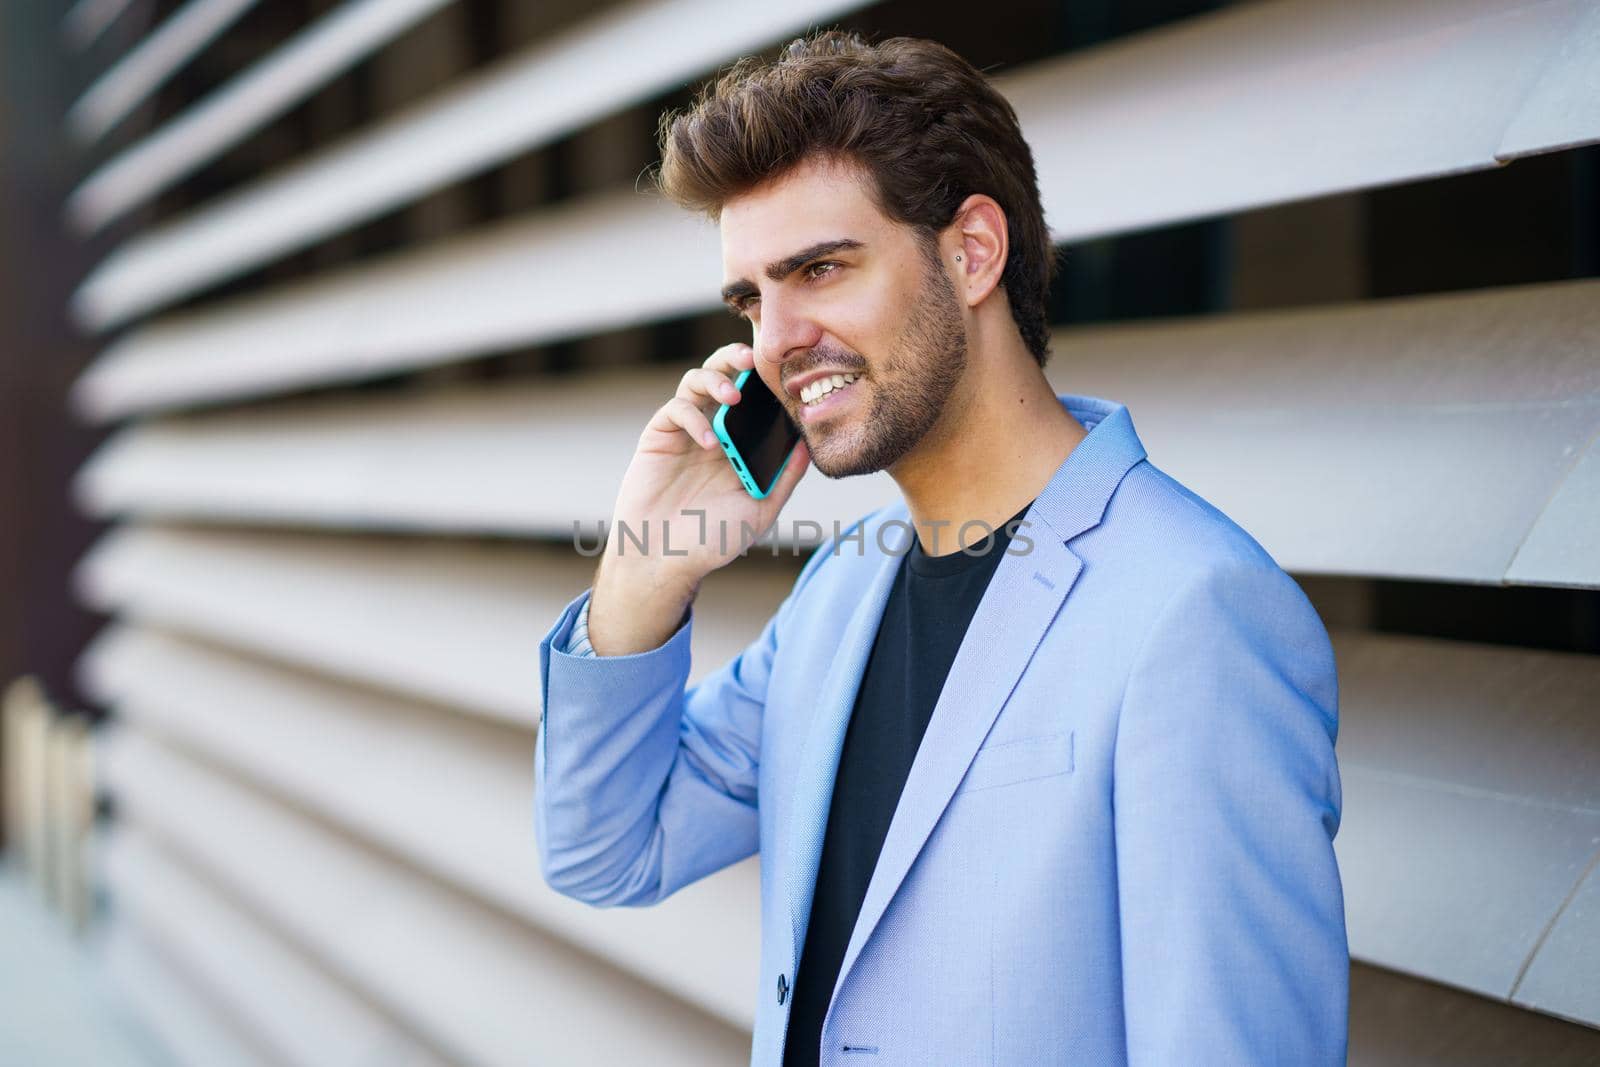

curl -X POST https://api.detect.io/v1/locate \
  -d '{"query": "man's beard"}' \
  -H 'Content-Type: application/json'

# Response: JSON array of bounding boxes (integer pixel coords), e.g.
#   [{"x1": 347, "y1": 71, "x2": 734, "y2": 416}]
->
[{"x1": 803, "y1": 241, "x2": 969, "y2": 479}]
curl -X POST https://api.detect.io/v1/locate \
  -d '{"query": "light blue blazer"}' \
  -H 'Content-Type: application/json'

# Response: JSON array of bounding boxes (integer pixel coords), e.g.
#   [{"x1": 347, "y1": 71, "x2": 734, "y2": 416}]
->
[{"x1": 536, "y1": 394, "x2": 1348, "y2": 1066}]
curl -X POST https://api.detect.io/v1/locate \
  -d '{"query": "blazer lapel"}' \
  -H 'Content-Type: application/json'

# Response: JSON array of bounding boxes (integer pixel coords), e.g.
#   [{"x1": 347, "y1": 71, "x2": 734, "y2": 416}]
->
[
  {"x1": 829, "y1": 532, "x2": 1082, "y2": 1004},
  {"x1": 828, "y1": 394, "x2": 1149, "y2": 1007},
  {"x1": 779, "y1": 537, "x2": 903, "y2": 969}
]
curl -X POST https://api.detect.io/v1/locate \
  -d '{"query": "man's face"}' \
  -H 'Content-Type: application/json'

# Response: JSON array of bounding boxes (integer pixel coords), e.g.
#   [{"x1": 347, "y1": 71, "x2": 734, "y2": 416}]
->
[{"x1": 719, "y1": 155, "x2": 969, "y2": 479}]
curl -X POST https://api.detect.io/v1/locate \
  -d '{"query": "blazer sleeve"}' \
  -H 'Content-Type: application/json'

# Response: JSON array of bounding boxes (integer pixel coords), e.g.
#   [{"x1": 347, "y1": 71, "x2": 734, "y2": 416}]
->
[
  {"x1": 1113, "y1": 558, "x2": 1348, "y2": 1065},
  {"x1": 535, "y1": 538, "x2": 837, "y2": 907}
]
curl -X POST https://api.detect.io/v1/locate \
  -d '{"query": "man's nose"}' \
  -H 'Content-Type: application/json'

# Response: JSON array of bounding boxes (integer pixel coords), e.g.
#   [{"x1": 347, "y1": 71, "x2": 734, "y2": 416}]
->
[{"x1": 753, "y1": 294, "x2": 823, "y2": 369}]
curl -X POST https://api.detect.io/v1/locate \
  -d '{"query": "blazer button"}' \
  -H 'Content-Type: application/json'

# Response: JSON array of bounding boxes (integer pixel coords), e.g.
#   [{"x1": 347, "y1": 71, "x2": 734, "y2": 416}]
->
[{"x1": 777, "y1": 973, "x2": 789, "y2": 1005}]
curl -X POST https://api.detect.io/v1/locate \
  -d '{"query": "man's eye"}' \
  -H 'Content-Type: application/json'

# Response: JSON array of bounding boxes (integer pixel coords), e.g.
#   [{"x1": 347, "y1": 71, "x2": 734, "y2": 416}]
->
[{"x1": 728, "y1": 263, "x2": 836, "y2": 318}]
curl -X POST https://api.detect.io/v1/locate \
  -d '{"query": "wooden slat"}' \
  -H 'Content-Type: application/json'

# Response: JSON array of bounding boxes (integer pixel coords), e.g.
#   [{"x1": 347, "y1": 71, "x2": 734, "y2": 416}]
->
[
  {"x1": 81, "y1": 622, "x2": 762, "y2": 1028},
  {"x1": 99, "y1": 727, "x2": 751, "y2": 1066},
  {"x1": 67, "y1": 0, "x2": 876, "y2": 327},
  {"x1": 75, "y1": 281, "x2": 1600, "y2": 587},
  {"x1": 67, "y1": 0, "x2": 261, "y2": 144}
]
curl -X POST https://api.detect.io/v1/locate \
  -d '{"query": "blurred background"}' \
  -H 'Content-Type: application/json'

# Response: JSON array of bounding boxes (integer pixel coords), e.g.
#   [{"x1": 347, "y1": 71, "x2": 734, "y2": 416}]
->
[{"x1": 2, "y1": 0, "x2": 1598, "y2": 1064}]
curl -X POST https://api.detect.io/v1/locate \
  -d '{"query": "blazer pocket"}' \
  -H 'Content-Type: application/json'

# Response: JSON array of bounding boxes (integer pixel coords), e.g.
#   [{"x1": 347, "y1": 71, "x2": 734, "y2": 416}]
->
[{"x1": 955, "y1": 730, "x2": 1074, "y2": 794}]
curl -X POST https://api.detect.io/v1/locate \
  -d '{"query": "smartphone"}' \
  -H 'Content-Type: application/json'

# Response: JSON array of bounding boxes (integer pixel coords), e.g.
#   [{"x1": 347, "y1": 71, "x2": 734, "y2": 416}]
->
[{"x1": 712, "y1": 367, "x2": 802, "y2": 499}]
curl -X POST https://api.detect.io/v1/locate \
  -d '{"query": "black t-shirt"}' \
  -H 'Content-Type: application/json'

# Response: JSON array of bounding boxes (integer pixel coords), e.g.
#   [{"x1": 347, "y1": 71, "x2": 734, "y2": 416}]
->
[{"x1": 782, "y1": 499, "x2": 1035, "y2": 1067}]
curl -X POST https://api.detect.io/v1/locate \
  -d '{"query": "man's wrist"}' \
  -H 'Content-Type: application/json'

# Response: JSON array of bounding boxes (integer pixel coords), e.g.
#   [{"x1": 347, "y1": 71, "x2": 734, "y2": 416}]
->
[
  {"x1": 586, "y1": 555, "x2": 699, "y2": 656},
  {"x1": 565, "y1": 594, "x2": 691, "y2": 659}
]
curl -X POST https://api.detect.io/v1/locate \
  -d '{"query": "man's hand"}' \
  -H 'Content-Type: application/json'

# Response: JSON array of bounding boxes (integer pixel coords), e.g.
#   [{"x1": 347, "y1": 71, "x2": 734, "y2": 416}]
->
[{"x1": 588, "y1": 343, "x2": 810, "y2": 655}]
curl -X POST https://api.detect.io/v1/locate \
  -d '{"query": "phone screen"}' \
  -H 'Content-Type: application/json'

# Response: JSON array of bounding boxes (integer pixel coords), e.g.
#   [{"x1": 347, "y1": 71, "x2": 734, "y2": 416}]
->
[{"x1": 718, "y1": 367, "x2": 801, "y2": 496}]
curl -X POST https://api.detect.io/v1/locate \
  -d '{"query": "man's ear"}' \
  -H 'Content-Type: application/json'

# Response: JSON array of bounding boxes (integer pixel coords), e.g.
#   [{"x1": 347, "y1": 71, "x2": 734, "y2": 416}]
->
[{"x1": 946, "y1": 194, "x2": 1008, "y2": 308}]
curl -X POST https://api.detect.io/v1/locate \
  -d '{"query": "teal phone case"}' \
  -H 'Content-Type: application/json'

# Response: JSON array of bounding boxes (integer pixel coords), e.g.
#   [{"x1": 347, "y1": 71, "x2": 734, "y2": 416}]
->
[{"x1": 711, "y1": 368, "x2": 796, "y2": 500}]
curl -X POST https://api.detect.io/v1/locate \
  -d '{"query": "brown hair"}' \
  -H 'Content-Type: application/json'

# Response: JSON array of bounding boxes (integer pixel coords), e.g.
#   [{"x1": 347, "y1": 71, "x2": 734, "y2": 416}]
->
[{"x1": 655, "y1": 30, "x2": 1057, "y2": 366}]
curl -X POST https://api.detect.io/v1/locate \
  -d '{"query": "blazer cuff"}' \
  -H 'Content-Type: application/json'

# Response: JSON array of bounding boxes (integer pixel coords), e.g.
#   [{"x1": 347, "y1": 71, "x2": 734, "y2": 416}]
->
[{"x1": 561, "y1": 591, "x2": 691, "y2": 658}]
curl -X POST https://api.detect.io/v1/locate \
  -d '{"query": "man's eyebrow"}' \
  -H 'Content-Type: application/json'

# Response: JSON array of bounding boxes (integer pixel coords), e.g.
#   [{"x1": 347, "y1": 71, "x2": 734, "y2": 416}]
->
[{"x1": 720, "y1": 238, "x2": 865, "y2": 307}]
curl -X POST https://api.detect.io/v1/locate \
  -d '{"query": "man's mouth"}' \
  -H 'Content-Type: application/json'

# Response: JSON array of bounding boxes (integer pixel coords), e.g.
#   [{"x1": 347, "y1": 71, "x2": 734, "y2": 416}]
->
[{"x1": 799, "y1": 372, "x2": 864, "y2": 409}]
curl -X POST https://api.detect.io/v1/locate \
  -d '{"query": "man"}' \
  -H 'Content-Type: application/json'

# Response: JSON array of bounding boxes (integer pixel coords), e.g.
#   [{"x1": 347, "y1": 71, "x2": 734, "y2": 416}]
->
[{"x1": 535, "y1": 30, "x2": 1347, "y2": 1066}]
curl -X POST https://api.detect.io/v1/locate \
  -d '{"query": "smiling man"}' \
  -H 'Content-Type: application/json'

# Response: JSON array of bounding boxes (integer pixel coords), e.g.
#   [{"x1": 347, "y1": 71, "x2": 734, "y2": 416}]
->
[{"x1": 535, "y1": 31, "x2": 1347, "y2": 1067}]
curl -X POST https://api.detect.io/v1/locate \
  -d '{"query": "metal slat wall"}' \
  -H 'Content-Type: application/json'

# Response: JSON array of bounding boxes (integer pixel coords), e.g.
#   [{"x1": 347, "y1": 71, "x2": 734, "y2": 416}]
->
[
  {"x1": 68, "y1": 0, "x2": 878, "y2": 324},
  {"x1": 66, "y1": 0, "x2": 262, "y2": 144},
  {"x1": 56, "y1": 0, "x2": 1600, "y2": 1063},
  {"x1": 70, "y1": 283, "x2": 1600, "y2": 584},
  {"x1": 63, "y1": 0, "x2": 140, "y2": 52},
  {"x1": 66, "y1": 0, "x2": 1600, "y2": 407},
  {"x1": 80, "y1": 623, "x2": 765, "y2": 1029},
  {"x1": 66, "y1": 0, "x2": 462, "y2": 231},
  {"x1": 99, "y1": 925, "x2": 285, "y2": 1067},
  {"x1": 101, "y1": 830, "x2": 453, "y2": 1067},
  {"x1": 100, "y1": 729, "x2": 753, "y2": 1066}
]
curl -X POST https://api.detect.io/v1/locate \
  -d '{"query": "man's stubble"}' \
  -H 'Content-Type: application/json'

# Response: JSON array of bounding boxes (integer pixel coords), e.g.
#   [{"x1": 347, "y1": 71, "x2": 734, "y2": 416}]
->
[{"x1": 804, "y1": 238, "x2": 970, "y2": 480}]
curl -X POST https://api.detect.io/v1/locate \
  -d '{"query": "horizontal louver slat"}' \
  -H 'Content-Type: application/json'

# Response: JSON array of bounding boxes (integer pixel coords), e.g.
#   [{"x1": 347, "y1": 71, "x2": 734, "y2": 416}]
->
[
  {"x1": 97, "y1": 925, "x2": 282, "y2": 1067},
  {"x1": 68, "y1": 0, "x2": 878, "y2": 326},
  {"x1": 63, "y1": 0, "x2": 138, "y2": 52},
  {"x1": 1333, "y1": 631, "x2": 1600, "y2": 1017},
  {"x1": 81, "y1": 622, "x2": 762, "y2": 1029},
  {"x1": 75, "y1": 281, "x2": 1600, "y2": 587},
  {"x1": 66, "y1": 0, "x2": 458, "y2": 232},
  {"x1": 100, "y1": 727, "x2": 752, "y2": 1065},
  {"x1": 67, "y1": 0, "x2": 262, "y2": 144},
  {"x1": 72, "y1": 190, "x2": 721, "y2": 419},
  {"x1": 101, "y1": 831, "x2": 452, "y2": 1067},
  {"x1": 69, "y1": 0, "x2": 1600, "y2": 330}
]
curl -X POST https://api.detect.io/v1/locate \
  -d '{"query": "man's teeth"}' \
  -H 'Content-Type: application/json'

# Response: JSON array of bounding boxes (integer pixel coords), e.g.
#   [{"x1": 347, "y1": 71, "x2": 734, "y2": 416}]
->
[{"x1": 801, "y1": 372, "x2": 863, "y2": 406}]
